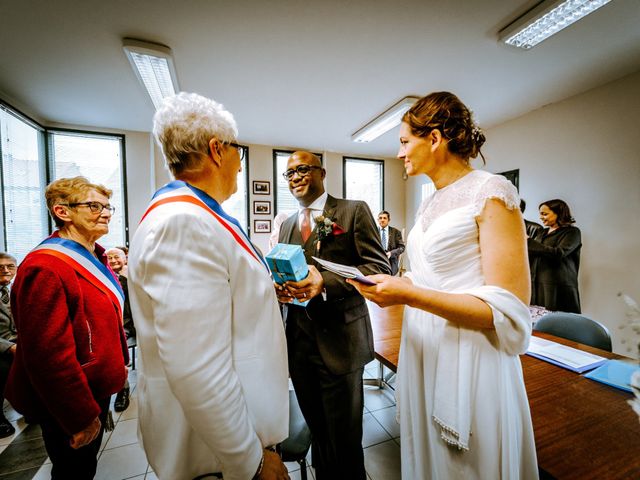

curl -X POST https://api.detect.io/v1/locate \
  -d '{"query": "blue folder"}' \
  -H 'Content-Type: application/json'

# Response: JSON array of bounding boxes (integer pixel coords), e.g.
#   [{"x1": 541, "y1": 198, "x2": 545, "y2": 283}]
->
[{"x1": 584, "y1": 359, "x2": 640, "y2": 393}]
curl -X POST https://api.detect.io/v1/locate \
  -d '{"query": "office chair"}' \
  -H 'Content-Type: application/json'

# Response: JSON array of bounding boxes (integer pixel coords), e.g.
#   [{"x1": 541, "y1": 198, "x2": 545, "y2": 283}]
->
[
  {"x1": 280, "y1": 390, "x2": 312, "y2": 480},
  {"x1": 534, "y1": 312, "x2": 612, "y2": 352}
]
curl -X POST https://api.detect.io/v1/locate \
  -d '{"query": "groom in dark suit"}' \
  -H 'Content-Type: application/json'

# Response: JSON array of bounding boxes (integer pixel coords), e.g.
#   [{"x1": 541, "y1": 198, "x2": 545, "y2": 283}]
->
[
  {"x1": 276, "y1": 151, "x2": 390, "y2": 480},
  {"x1": 377, "y1": 211, "x2": 405, "y2": 276}
]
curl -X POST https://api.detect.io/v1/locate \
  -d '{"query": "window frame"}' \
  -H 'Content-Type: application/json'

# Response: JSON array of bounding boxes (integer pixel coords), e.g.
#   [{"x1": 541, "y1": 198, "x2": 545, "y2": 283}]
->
[
  {"x1": 342, "y1": 156, "x2": 385, "y2": 214},
  {"x1": 47, "y1": 127, "x2": 129, "y2": 246},
  {"x1": 0, "y1": 100, "x2": 48, "y2": 256},
  {"x1": 0, "y1": 98, "x2": 131, "y2": 255},
  {"x1": 224, "y1": 143, "x2": 250, "y2": 232}
]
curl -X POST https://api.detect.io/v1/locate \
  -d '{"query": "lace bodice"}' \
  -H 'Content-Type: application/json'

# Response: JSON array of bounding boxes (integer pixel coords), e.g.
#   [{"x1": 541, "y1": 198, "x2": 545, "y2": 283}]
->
[{"x1": 417, "y1": 170, "x2": 519, "y2": 231}]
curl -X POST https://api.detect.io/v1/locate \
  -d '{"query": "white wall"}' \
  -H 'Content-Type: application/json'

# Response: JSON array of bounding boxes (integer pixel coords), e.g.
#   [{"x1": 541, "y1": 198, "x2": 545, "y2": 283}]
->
[{"x1": 483, "y1": 70, "x2": 640, "y2": 354}]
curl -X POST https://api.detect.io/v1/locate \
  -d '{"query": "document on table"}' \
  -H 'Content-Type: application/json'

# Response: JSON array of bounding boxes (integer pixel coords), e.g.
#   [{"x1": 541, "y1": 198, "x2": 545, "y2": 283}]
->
[
  {"x1": 526, "y1": 336, "x2": 607, "y2": 373},
  {"x1": 584, "y1": 359, "x2": 640, "y2": 392},
  {"x1": 311, "y1": 257, "x2": 376, "y2": 285}
]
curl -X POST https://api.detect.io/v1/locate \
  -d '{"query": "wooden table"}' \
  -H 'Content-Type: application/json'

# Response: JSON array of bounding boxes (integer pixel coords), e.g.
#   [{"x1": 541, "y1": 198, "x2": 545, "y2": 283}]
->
[{"x1": 367, "y1": 303, "x2": 640, "y2": 480}]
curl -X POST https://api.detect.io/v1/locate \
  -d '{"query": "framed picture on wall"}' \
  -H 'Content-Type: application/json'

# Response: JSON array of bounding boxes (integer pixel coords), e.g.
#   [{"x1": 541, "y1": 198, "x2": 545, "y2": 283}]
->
[
  {"x1": 253, "y1": 180, "x2": 270, "y2": 195},
  {"x1": 253, "y1": 201, "x2": 271, "y2": 215},
  {"x1": 254, "y1": 219, "x2": 271, "y2": 233}
]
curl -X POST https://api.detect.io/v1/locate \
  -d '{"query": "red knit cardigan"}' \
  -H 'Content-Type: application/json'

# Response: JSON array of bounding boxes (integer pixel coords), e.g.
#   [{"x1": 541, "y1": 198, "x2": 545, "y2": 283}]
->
[{"x1": 6, "y1": 239, "x2": 129, "y2": 435}]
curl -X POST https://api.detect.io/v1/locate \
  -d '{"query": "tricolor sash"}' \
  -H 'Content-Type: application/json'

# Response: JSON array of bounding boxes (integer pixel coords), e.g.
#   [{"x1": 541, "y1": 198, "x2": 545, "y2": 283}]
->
[
  {"x1": 28, "y1": 237, "x2": 125, "y2": 319},
  {"x1": 140, "y1": 181, "x2": 269, "y2": 271}
]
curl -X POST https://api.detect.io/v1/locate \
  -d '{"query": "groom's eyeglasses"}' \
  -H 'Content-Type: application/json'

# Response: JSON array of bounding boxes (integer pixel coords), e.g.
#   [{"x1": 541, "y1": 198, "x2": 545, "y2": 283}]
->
[{"x1": 282, "y1": 165, "x2": 322, "y2": 181}]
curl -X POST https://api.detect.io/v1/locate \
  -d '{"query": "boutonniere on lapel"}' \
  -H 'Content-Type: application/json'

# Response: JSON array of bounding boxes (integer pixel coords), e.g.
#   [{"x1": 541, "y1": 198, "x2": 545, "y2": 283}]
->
[{"x1": 314, "y1": 214, "x2": 346, "y2": 255}]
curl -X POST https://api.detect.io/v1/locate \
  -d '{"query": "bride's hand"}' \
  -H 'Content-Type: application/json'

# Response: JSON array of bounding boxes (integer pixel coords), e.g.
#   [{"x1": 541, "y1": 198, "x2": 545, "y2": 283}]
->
[{"x1": 347, "y1": 275, "x2": 413, "y2": 307}]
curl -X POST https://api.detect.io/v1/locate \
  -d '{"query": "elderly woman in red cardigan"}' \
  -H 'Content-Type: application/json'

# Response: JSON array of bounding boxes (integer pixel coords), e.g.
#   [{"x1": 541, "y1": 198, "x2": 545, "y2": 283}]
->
[{"x1": 6, "y1": 177, "x2": 128, "y2": 479}]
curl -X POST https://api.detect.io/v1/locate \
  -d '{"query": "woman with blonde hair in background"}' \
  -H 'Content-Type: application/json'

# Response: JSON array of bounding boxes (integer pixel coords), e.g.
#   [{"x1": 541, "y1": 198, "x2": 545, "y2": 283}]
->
[{"x1": 6, "y1": 177, "x2": 128, "y2": 479}]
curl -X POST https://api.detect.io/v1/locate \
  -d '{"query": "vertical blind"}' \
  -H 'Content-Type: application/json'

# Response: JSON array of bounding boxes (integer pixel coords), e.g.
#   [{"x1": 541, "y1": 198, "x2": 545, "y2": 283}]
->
[
  {"x1": 0, "y1": 108, "x2": 48, "y2": 260},
  {"x1": 343, "y1": 157, "x2": 384, "y2": 216},
  {"x1": 221, "y1": 145, "x2": 249, "y2": 232},
  {"x1": 48, "y1": 130, "x2": 126, "y2": 249}
]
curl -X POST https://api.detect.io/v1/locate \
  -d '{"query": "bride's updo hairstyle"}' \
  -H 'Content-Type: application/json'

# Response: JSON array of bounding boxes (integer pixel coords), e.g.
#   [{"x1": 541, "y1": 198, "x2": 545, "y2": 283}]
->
[{"x1": 402, "y1": 91, "x2": 486, "y2": 164}]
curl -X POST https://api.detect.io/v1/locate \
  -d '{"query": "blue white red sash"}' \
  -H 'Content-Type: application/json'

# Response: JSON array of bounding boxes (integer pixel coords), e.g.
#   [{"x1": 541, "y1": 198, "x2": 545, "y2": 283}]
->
[
  {"x1": 140, "y1": 181, "x2": 269, "y2": 271},
  {"x1": 28, "y1": 237, "x2": 125, "y2": 319}
]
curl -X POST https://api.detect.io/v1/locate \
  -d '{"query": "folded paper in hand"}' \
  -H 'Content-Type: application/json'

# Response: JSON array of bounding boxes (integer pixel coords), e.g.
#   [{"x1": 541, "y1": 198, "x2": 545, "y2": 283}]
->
[
  {"x1": 526, "y1": 336, "x2": 607, "y2": 373},
  {"x1": 311, "y1": 257, "x2": 376, "y2": 286}
]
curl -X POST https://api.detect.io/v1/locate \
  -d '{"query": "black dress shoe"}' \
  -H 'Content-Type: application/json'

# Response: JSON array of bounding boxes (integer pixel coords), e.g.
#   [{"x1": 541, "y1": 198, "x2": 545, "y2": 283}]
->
[
  {"x1": 114, "y1": 387, "x2": 130, "y2": 412},
  {"x1": 0, "y1": 417, "x2": 15, "y2": 438}
]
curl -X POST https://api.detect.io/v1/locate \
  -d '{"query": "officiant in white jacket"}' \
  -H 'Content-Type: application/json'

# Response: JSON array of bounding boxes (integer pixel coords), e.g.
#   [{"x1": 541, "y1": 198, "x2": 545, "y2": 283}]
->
[{"x1": 128, "y1": 92, "x2": 289, "y2": 480}]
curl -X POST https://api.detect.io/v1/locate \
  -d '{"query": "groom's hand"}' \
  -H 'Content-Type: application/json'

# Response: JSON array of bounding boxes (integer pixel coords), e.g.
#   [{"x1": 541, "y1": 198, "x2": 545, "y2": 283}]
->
[{"x1": 284, "y1": 265, "x2": 324, "y2": 300}]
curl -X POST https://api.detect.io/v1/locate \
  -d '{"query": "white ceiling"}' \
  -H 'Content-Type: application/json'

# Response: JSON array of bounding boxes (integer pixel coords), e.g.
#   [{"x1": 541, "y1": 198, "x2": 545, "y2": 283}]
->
[{"x1": 1, "y1": 0, "x2": 639, "y2": 157}]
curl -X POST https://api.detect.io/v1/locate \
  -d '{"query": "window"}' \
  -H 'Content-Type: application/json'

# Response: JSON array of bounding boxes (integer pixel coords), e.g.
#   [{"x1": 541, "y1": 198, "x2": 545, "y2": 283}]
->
[
  {"x1": 0, "y1": 106, "x2": 47, "y2": 260},
  {"x1": 48, "y1": 130, "x2": 127, "y2": 248},
  {"x1": 222, "y1": 145, "x2": 249, "y2": 232},
  {"x1": 273, "y1": 149, "x2": 323, "y2": 216},
  {"x1": 343, "y1": 157, "x2": 384, "y2": 216}
]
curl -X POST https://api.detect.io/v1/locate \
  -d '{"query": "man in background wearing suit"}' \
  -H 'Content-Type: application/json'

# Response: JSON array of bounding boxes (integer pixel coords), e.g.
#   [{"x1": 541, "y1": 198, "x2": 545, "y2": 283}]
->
[
  {"x1": 0, "y1": 252, "x2": 18, "y2": 438},
  {"x1": 276, "y1": 151, "x2": 390, "y2": 480},
  {"x1": 377, "y1": 211, "x2": 405, "y2": 276}
]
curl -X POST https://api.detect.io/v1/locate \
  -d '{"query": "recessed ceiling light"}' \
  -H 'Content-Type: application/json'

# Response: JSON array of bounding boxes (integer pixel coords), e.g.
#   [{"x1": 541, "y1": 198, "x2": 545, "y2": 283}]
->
[{"x1": 123, "y1": 38, "x2": 180, "y2": 108}]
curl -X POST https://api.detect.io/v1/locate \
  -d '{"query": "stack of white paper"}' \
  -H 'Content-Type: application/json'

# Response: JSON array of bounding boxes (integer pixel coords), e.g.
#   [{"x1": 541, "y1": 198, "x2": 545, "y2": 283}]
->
[{"x1": 526, "y1": 336, "x2": 607, "y2": 373}]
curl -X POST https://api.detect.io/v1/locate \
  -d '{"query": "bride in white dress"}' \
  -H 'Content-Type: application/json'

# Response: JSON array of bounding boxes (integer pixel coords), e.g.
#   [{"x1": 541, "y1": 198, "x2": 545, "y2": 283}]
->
[{"x1": 348, "y1": 92, "x2": 538, "y2": 479}]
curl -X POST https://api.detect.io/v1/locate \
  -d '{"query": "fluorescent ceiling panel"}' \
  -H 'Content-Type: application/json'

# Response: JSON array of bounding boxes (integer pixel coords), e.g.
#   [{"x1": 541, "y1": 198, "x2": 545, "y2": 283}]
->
[
  {"x1": 352, "y1": 96, "x2": 420, "y2": 143},
  {"x1": 499, "y1": 0, "x2": 613, "y2": 50},
  {"x1": 123, "y1": 38, "x2": 179, "y2": 108}
]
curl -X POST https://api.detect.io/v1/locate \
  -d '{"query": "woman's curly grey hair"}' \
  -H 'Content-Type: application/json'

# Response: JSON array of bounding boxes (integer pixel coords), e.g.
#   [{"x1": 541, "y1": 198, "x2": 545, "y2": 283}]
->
[{"x1": 152, "y1": 92, "x2": 238, "y2": 176}]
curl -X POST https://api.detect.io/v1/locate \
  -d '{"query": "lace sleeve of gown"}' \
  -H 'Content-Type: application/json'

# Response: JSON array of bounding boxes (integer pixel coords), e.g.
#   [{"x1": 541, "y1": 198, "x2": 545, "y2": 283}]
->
[{"x1": 471, "y1": 174, "x2": 520, "y2": 218}]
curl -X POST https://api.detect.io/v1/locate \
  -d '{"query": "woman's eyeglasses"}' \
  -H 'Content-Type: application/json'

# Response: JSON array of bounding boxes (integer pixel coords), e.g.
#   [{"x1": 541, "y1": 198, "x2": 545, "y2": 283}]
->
[
  {"x1": 282, "y1": 165, "x2": 322, "y2": 180},
  {"x1": 67, "y1": 202, "x2": 116, "y2": 214}
]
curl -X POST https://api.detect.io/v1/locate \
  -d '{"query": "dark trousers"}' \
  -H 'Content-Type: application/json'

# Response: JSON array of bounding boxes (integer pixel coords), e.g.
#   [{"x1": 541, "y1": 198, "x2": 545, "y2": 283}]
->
[
  {"x1": 40, "y1": 397, "x2": 111, "y2": 480},
  {"x1": 289, "y1": 329, "x2": 366, "y2": 480},
  {"x1": 0, "y1": 352, "x2": 13, "y2": 418}
]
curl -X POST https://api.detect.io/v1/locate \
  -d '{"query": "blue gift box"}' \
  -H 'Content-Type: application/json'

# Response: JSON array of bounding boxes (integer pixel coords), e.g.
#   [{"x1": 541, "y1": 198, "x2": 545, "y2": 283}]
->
[{"x1": 266, "y1": 243, "x2": 309, "y2": 307}]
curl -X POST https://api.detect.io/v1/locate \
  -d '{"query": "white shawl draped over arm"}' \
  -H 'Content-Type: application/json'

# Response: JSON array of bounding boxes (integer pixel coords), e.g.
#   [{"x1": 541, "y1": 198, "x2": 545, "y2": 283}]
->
[{"x1": 433, "y1": 285, "x2": 531, "y2": 450}]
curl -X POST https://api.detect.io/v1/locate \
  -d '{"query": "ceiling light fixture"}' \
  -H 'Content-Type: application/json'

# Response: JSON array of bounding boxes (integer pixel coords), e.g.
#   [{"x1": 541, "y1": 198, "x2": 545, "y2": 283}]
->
[
  {"x1": 351, "y1": 96, "x2": 420, "y2": 143},
  {"x1": 123, "y1": 38, "x2": 180, "y2": 108},
  {"x1": 499, "y1": 0, "x2": 613, "y2": 50}
]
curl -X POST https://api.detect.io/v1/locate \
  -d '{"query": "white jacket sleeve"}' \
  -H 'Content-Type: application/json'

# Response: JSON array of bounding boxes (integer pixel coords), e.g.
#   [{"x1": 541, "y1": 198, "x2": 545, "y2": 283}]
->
[{"x1": 138, "y1": 213, "x2": 262, "y2": 480}]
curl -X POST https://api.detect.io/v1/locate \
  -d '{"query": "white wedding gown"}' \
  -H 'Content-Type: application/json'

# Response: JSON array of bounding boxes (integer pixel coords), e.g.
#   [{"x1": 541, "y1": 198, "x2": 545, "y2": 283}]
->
[{"x1": 398, "y1": 170, "x2": 538, "y2": 479}]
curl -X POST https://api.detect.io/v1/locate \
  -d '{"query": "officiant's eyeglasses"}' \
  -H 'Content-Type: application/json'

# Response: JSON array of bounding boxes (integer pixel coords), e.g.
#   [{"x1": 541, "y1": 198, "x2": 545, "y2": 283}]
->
[
  {"x1": 226, "y1": 142, "x2": 246, "y2": 162},
  {"x1": 282, "y1": 165, "x2": 322, "y2": 180}
]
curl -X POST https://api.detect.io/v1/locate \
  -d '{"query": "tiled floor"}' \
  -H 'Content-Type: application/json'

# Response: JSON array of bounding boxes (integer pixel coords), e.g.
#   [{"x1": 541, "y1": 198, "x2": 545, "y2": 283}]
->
[{"x1": 0, "y1": 361, "x2": 401, "y2": 480}]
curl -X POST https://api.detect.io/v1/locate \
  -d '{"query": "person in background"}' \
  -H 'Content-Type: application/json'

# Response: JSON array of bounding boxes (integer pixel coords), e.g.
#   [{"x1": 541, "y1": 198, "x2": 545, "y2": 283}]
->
[
  {"x1": 269, "y1": 212, "x2": 291, "y2": 251},
  {"x1": 0, "y1": 252, "x2": 18, "y2": 438},
  {"x1": 6, "y1": 177, "x2": 128, "y2": 479},
  {"x1": 106, "y1": 247, "x2": 134, "y2": 412},
  {"x1": 276, "y1": 151, "x2": 390, "y2": 480},
  {"x1": 348, "y1": 92, "x2": 537, "y2": 479},
  {"x1": 377, "y1": 210, "x2": 405, "y2": 275},
  {"x1": 528, "y1": 199, "x2": 582, "y2": 313},
  {"x1": 520, "y1": 199, "x2": 543, "y2": 239},
  {"x1": 128, "y1": 92, "x2": 289, "y2": 480}
]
